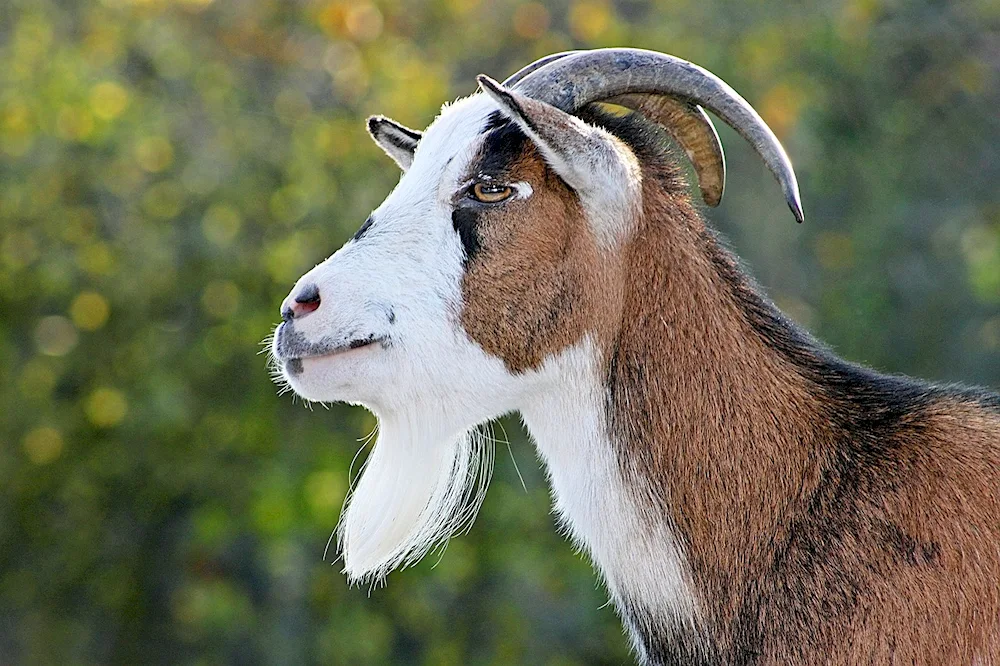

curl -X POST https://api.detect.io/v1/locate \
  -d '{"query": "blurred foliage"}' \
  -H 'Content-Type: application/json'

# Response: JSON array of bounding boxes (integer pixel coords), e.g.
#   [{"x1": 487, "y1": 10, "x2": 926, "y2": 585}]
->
[{"x1": 1, "y1": 0, "x2": 999, "y2": 663}]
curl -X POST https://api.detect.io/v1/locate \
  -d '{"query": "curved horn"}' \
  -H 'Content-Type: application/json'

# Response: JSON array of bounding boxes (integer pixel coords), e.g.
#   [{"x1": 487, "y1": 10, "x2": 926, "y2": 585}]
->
[
  {"x1": 512, "y1": 48, "x2": 804, "y2": 223},
  {"x1": 503, "y1": 51, "x2": 727, "y2": 208},
  {"x1": 502, "y1": 50, "x2": 581, "y2": 87},
  {"x1": 604, "y1": 93, "x2": 725, "y2": 207}
]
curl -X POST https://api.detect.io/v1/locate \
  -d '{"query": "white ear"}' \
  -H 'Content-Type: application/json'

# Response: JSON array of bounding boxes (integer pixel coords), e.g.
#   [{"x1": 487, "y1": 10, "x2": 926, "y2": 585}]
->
[
  {"x1": 477, "y1": 74, "x2": 639, "y2": 195},
  {"x1": 367, "y1": 115, "x2": 422, "y2": 171}
]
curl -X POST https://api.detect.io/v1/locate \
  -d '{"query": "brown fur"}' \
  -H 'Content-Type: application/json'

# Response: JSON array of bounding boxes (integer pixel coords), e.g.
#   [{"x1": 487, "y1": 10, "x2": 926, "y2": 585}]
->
[
  {"x1": 458, "y1": 134, "x2": 620, "y2": 373},
  {"x1": 614, "y1": 173, "x2": 1000, "y2": 664},
  {"x1": 459, "y1": 112, "x2": 1000, "y2": 664}
]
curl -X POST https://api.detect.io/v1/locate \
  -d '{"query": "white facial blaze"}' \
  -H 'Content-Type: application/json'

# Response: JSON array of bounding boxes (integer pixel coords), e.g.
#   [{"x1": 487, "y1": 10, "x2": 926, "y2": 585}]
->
[{"x1": 274, "y1": 95, "x2": 528, "y2": 582}]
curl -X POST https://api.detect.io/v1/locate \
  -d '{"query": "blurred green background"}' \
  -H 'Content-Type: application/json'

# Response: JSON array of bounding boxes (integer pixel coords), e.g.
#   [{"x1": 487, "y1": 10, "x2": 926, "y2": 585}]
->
[{"x1": 1, "y1": 0, "x2": 998, "y2": 663}]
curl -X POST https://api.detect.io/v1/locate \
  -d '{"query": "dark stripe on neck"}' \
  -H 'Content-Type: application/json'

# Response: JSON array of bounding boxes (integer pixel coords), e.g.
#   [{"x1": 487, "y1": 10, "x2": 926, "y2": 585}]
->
[{"x1": 620, "y1": 600, "x2": 727, "y2": 666}]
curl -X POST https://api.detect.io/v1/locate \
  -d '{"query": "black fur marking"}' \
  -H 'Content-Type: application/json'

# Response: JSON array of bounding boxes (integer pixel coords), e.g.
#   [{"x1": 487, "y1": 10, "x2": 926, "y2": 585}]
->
[
  {"x1": 483, "y1": 110, "x2": 511, "y2": 133},
  {"x1": 876, "y1": 521, "x2": 941, "y2": 567},
  {"x1": 479, "y1": 77, "x2": 537, "y2": 135},
  {"x1": 577, "y1": 105, "x2": 671, "y2": 155},
  {"x1": 620, "y1": 601, "x2": 723, "y2": 666},
  {"x1": 349, "y1": 336, "x2": 377, "y2": 349},
  {"x1": 452, "y1": 206, "x2": 482, "y2": 264},
  {"x1": 368, "y1": 116, "x2": 421, "y2": 148},
  {"x1": 478, "y1": 121, "x2": 530, "y2": 179},
  {"x1": 574, "y1": 105, "x2": 688, "y2": 194},
  {"x1": 450, "y1": 111, "x2": 534, "y2": 267},
  {"x1": 353, "y1": 215, "x2": 374, "y2": 241},
  {"x1": 699, "y1": 228, "x2": 959, "y2": 432}
]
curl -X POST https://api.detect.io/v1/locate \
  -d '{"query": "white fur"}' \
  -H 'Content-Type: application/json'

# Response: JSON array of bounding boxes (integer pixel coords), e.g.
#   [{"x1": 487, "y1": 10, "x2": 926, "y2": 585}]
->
[
  {"x1": 512, "y1": 181, "x2": 533, "y2": 199},
  {"x1": 520, "y1": 338, "x2": 699, "y2": 638},
  {"x1": 338, "y1": 400, "x2": 493, "y2": 579}
]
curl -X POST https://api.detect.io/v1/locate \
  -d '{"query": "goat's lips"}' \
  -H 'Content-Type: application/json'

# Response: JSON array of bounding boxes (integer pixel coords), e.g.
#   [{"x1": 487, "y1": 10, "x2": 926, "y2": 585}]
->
[{"x1": 286, "y1": 337, "x2": 385, "y2": 367}]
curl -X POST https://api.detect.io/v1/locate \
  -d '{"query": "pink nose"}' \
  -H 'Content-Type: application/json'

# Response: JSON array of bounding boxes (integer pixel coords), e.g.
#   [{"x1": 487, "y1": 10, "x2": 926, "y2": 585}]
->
[{"x1": 281, "y1": 284, "x2": 321, "y2": 321}]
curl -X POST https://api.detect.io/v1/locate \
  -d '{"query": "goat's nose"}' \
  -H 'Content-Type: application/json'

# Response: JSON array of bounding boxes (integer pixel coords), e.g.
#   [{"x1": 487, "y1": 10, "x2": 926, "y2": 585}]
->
[{"x1": 281, "y1": 283, "x2": 321, "y2": 321}]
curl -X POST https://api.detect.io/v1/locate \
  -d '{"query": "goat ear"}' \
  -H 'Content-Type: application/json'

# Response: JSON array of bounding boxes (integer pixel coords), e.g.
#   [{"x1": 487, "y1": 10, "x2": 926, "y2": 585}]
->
[
  {"x1": 476, "y1": 75, "x2": 634, "y2": 198},
  {"x1": 367, "y1": 115, "x2": 422, "y2": 171}
]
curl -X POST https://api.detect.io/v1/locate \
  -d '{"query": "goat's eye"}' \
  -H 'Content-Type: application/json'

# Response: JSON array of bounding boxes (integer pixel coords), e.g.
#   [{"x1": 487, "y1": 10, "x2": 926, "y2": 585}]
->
[{"x1": 471, "y1": 181, "x2": 513, "y2": 204}]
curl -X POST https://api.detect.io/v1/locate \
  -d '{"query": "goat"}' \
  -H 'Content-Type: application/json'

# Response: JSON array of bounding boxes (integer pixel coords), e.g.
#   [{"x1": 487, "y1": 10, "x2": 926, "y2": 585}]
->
[{"x1": 271, "y1": 49, "x2": 1000, "y2": 665}]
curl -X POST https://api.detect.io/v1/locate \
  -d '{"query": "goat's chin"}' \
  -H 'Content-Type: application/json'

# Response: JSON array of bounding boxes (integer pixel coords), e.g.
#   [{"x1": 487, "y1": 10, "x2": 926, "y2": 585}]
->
[
  {"x1": 279, "y1": 351, "x2": 383, "y2": 405},
  {"x1": 336, "y1": 414, "x2": 494, "y2": 583}
]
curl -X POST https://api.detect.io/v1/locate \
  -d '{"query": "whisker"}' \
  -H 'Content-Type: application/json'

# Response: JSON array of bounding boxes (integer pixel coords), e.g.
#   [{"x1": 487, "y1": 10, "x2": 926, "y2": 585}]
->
[{"x1": 496, "y1": 419, "x2": 527, "y2": 493}]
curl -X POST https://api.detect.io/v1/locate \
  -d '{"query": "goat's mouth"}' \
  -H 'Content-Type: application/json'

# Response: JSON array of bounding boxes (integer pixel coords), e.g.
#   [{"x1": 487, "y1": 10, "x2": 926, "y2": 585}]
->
[{"x1": 283, "y1": 336, "x2": 387, "y2": 375}]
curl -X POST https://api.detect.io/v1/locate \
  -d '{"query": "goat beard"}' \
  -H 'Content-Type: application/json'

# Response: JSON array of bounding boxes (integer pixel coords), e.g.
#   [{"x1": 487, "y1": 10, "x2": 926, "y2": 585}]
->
[{"x1": 336, "y1": 414, "x2": 494, "y2": 583}]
